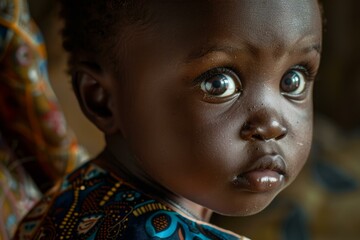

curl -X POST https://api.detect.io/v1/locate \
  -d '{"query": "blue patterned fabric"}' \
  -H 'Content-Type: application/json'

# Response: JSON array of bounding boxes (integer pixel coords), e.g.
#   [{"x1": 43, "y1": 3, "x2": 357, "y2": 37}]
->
[{"x1": 14, "y1": 162, "x2": 247, "y2": 240}]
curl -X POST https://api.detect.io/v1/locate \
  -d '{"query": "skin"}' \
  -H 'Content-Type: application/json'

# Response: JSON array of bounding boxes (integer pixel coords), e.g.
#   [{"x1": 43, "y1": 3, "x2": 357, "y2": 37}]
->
[{"x1": 74, "y1": 0, "x2": 322, "y2": 221}]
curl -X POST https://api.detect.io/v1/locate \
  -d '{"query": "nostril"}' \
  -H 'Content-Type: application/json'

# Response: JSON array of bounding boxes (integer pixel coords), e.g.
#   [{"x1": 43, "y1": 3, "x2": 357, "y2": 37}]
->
[
  {"x1": 275, "y1": 128, "x2": 288, "y2": 140},
  {"x1": 241, "y1": 123, "x2": 288, "y2": 141},
  {"x1": 252, "y1": 134, "x2": 264, "y2": 141},
  {"x1": 275, "y1": 133, "x2": 285, "y2": 140},
  {"x1": 240, "y1": 123, "x2": 254, "y2": 140}
]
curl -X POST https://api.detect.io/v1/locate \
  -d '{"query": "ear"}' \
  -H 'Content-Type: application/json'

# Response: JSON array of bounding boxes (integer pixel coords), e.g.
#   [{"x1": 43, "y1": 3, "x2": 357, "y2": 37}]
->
[{"x1": 72, "y1": 71, "x2": 117, "y2": 134}]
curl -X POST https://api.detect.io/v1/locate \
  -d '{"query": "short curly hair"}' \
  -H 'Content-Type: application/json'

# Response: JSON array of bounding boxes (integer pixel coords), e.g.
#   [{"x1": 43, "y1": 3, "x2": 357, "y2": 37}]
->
[{"x1": 60, "y1": 0, "x2": 150, "y2": 73}]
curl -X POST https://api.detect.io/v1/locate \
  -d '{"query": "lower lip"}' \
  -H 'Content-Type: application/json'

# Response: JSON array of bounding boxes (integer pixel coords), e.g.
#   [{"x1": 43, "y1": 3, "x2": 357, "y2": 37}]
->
[{"x1": 233, "y1": 170, "x2": 285, "y2": 192}]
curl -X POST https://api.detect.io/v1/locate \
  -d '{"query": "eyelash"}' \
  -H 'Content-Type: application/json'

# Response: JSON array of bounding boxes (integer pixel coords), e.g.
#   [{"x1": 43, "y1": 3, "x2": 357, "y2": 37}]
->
[
  {"x1": 193, "y1": 67, "x2": 238, "y2": 85},
  {"x1": 194, "y1": 63, "x2": 317, "y2": 86},
  {"x1": 291, "y1": 62, "x2": 318, "y2": 82}
]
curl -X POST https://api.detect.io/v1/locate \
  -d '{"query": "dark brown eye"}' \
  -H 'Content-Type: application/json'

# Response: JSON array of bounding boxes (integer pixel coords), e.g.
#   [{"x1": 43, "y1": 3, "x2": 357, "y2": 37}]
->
[
  {"x1": 200, "y1": 71, "x2": 241, "y2": 98},
  {"x1": 280, "y1": 70, "x2": 306, "y2": 95}
]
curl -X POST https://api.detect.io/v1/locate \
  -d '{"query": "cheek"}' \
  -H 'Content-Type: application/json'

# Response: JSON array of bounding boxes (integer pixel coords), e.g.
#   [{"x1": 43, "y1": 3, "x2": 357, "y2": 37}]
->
[
  {"x1": 141, "y1": 96, "x2": 236, "y2": 169},
  {"x1": 117, "y1": 79, "x2": 240, "y2": 188},
  {"x1": 286, "y1": 103, "x2": 313, "y2": 178},
  {"x1": 174, "y1": 100, "x2": 242, "y2": 175},
  {"x1": 149, "y1": 97, "x2": 245, "y2": 200}
]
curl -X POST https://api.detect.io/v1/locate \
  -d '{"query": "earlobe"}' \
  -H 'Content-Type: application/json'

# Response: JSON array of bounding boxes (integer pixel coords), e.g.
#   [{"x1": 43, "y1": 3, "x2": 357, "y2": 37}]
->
[{"x1": 72, "y1": 72, "x2": 117, "y2": 134}]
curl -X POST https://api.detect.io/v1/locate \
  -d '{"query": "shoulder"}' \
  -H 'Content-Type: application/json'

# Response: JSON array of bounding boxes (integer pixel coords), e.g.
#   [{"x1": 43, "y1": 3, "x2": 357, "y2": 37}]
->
[
  {"x1": 14, "y1": 162, "x2": 247, "y2": 240},
  {"x1": 14, "y1": 162, "x2": 118, "y2": 238}
]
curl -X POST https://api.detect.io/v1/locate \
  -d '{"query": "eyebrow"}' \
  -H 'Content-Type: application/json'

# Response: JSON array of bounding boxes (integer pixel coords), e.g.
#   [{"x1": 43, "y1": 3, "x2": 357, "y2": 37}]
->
[
  {"x1": 185, "y1": 45, "x2": 240, "y2": 62},
  {"x1": 300, "y1": 43, "x2": 322, "y2": 54},
  {"x1": 185, "y1": 43, "x2": 322, "y2": 62}
]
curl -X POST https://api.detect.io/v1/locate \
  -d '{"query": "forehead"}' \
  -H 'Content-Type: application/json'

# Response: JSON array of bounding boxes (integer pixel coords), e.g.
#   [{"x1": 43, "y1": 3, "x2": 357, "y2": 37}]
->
[{"x1": 143, "y1": 0, "x2": 322, "y2": 54}]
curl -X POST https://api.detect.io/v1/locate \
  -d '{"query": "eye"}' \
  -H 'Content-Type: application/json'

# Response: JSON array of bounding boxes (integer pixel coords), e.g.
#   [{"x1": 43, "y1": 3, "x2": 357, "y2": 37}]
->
[
  {"x1": 280, "y1": 70, "x2": 307, "y2": 96},
  {"x1": 200, "y1": 68, "x2": 241, "y2": 100}
]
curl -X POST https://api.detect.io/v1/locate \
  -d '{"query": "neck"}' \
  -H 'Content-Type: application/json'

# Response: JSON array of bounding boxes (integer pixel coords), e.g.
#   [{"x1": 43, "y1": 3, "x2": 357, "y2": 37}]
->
[
  {"x1": 166, "y1": 196, "x2": 213, "y2": 222},
  {"x1": 94, "y1": 134, "x2": 213, "y2": 222}
]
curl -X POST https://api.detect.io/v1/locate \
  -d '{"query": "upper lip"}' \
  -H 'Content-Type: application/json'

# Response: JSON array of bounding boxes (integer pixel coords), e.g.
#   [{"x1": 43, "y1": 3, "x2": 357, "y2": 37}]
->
[{"x1": 240, "y1": 154, "x2": 287, "y2": 176}]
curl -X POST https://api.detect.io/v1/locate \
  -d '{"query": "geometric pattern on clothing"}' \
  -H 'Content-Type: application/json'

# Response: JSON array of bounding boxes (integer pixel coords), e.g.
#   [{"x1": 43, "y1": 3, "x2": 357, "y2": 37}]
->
[{"x1": 14, "y1": 162, "x2": 247, "y2": 240}]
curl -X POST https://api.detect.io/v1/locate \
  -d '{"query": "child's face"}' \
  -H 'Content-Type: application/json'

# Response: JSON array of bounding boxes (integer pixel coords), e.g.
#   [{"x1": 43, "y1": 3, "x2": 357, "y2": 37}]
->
[{"x1": 107, "y1": 0, "x2": 322, "y2": 215}]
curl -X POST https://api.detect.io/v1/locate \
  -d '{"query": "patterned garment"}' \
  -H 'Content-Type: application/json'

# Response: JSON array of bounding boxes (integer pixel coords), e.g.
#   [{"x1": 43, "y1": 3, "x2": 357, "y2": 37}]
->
[{"x1": 14, "y1": 162, "x2": 248, "y2": 240}]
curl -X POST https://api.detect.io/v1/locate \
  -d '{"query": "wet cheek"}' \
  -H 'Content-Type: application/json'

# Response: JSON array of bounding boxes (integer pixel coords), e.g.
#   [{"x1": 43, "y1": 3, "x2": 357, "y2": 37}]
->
[{"x1": 286, "y1": 106, "x2": 313, "y2": 177}]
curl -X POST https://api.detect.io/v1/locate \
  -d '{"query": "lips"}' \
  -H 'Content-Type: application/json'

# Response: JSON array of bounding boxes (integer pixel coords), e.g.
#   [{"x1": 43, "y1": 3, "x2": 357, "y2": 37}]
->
[{"x1": 232, "y1": 154, "x2": 286, "y2": 193}]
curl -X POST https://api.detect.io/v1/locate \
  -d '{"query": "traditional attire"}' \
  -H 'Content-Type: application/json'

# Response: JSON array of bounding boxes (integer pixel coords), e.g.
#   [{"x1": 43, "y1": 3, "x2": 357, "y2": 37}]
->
[{"x1": 14, "y1": 162, "x2": 248, "y2": 240}]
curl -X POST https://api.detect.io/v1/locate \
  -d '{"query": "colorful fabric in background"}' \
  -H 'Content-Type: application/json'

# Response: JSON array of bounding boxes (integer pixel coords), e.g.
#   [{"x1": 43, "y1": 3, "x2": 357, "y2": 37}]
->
[
  {"x1": 0, "y1": 0, "x2": 87, "y2": 238},
  {"x1": 14, "y1": 162, "x2": 247, "y2": 240},
  {"x1": 0, "y1": 137, "x2": 41, "y2": 239}
]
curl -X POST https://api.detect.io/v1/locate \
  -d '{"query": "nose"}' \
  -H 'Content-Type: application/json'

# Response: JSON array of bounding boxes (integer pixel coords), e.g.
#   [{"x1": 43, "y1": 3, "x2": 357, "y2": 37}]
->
[{"x1": 240, "y1": 109, "x2": 288, "y2": 141}]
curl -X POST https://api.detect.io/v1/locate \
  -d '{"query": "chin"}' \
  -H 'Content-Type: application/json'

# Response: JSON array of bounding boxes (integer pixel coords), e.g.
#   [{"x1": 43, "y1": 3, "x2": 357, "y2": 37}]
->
[{"x1": 211, "y1": 190, "x2": 281, "y2": 217}]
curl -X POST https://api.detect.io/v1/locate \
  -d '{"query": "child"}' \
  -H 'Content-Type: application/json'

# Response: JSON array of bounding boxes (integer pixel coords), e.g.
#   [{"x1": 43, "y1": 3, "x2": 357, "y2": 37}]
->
[{"x1": 15, "y1": 0, "x2": 323, "y2": 239}]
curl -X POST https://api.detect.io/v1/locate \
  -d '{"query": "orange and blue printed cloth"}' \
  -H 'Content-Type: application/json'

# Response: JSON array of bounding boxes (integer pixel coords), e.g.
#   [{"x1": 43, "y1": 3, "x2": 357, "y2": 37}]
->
[
  {"x1": 0, "y1": 0, "x2": 87, "y2": 238},
  {"x1": 14, "y1": 162, "x2": 247, "y2": 240},
  {"x1": 0, "y1": 0, "x2": 86, "y2": 188},
  {"x1": 0, "y1": 138, "x2": 41, "y2": 239}
]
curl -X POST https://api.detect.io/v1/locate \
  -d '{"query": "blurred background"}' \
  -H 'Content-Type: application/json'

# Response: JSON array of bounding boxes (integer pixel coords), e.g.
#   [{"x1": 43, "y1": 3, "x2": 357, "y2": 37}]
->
[
  {"x1": 6, "y1": 0, "x2": 360, "y2": 239},
  {"x1": 28, "y1": 0, "x2": 105, "y2": 157}
]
